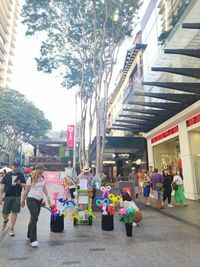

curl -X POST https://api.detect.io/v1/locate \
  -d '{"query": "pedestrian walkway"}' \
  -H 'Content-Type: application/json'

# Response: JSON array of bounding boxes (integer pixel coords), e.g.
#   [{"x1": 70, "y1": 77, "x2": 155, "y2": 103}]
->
[
  {"x1": 138, "y1": 195, "x2": 200, "y2": 230},
  {"x1": 1, "y1": 202, "x2": 200, "y2": 267}
]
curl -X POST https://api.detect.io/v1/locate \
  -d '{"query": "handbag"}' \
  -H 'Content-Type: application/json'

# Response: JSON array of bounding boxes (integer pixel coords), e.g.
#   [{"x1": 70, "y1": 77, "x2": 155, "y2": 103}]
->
[
  {"x1": 156, "y1": 183, "x2": 163, "y2": 190},
  {"x1": 172, "y1": 181, "x2": 178, "y2": 191}
]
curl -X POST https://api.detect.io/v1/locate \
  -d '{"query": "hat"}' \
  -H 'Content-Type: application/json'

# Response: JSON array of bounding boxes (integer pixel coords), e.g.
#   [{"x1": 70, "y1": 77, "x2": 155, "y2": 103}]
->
[
  {"x1": 12, "y1": 161, "x2": 20, "y2": 167},
  {"x1": 82, "y1": 166, "x2": 91, "y2": 173},
  {"x1": 131, "y1": 167, "x2": 136, "y2": 170},
  {"x1": 35, "y1": 164, "x2": 46, "y2": 170}
]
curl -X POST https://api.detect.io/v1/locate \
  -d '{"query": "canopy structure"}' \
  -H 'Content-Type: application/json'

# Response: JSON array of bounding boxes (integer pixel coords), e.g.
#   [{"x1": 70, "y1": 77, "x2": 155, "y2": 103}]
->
[{"x1": 110, "y1": 0, "x2": 200, "y2": 133}]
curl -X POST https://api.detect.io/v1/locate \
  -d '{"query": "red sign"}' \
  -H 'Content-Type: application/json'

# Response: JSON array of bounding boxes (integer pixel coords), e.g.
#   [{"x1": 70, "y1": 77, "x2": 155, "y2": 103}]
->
[
  {"x1": 186, "y1": 114, "x2": 200, "y2": 127},
  {"x1": 151, "y1": 126, "x2": 179, "y2": 144},
  {"x1": 43, "y1": 171, "x2": 60, "y2": 184},
  {"x1": 66, "y1": 125, "x2": 75, "y2": 148}
]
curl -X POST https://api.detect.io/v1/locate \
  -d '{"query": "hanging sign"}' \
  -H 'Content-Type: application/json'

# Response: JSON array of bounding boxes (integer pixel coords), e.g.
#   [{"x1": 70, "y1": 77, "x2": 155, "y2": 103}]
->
[{"x1": 66, "y1": 125, "x2": 75, "y2": 148}]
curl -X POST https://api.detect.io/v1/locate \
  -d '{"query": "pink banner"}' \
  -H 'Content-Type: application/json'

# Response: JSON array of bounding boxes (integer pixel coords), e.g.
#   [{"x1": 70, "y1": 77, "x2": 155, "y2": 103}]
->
[
  {"x1": 67, "y1": 124, "x2": 75, "y2": 148},
  {"x1": 43, "y1": 171, "x2": 60, "y2": 184}
]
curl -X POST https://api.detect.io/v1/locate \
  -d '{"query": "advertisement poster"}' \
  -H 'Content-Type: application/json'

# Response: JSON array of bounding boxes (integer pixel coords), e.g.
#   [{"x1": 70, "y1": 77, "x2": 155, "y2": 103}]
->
[{"x1": 66, "y1": 125, "x2": 75, "y2": 148}]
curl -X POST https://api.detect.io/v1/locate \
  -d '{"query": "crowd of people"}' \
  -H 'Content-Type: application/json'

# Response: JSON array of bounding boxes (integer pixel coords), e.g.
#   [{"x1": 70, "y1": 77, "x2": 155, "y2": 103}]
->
[
  {"x1": 128, "y1": 166, "x2": 187, "y2": 209},
  {"x1": 0, "y1": 161, "x2": 187, "y2": 248}
]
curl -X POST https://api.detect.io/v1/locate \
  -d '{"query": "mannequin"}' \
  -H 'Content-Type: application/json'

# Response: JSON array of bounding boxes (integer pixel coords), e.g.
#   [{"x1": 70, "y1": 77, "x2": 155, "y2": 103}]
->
[
  {"x1": 162, "y1": 158, "x2": 167, "y2": 170},
  {"x1": 178, "y1": 154, "x2": 182, "y2": 172}
]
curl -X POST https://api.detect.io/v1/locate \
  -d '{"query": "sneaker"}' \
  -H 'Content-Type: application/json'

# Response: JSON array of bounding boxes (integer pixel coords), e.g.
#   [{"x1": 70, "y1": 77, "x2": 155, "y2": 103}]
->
[
  {"x1": 29, "y1": 241, "x2": 39, "y2": 247},
  {"x1": 2, "y1": 220, "x2": 8, "y2": 231},
  {"x1": 145, "y1": 202, "x2": 151, "y2": 207},
  {"x1": 168, "y1": 204, "x2": 173, "y2": 208},
  {"x1": 9, "y1": 229, "x2": 15, "y2": 237}
]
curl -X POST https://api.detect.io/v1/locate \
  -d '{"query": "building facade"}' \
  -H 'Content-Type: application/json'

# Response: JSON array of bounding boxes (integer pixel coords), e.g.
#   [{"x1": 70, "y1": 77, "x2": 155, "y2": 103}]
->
[
  {"x1": 107, "y1": 0, "x2": 200, "y2": 200},
  {"x1": 0, "y1": 0, "x2": 20, "y2": 88}
]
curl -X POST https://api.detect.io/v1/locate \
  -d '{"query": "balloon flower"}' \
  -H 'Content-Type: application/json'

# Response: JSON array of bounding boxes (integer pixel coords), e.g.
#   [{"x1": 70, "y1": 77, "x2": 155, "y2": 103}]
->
[{"x1": 119, "y1": 207, "x2": 136, "y2": 224}]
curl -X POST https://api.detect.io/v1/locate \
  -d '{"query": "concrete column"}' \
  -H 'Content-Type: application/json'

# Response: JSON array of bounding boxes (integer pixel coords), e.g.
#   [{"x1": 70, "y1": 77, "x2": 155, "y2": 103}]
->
[
  {"x1": 178, "y1": 121, "x2": 197, "y2": 200},
  {"x1": 147, "y1": 139, "x2": 154, "y2": 169}
]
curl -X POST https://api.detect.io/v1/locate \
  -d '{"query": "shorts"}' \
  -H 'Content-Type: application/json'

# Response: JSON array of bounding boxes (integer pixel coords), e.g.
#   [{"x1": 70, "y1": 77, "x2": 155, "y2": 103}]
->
[
  {"x1": 2, "y1": 196, "x2": 21, "y2": 215},
  {"x1": 143, "y1": 186, "x2": 150, "y2": 197},
  {"x1": 154, "y1": 190, "x2": 163, "y2": 200}
]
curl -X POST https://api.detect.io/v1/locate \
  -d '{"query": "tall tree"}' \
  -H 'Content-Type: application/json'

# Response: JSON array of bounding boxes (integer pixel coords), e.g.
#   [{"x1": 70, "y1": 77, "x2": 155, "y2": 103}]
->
[
  {"x1": 0, "y1": 88, "x2": 52, "y2": 163},
  {"x1": 21, "y1": 0, "x2": 141, "y2": 172}
]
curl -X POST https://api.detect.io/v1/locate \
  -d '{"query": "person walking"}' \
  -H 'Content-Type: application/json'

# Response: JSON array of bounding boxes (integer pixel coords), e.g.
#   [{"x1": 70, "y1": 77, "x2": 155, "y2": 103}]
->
[
  {"x1": 162, "y1": 169, "x2": 173, "y2": 208},
  {"x1": 150, "y1": 168, "x2": 164, "y2": 209},
  {"x1": 21, "y1": 164, "x2": 51, "y2": 247},
  {"x1": 143, "y1": 170, "x2": 151, "y2": 206},
  {"x1": 173, "y1": 170, "x2": 186, "y2": 206},
  {"x1": 0, "y1": 162, "x2": 26, "y2": 236},
  {"x1": 128, "y1": 167, "x2": 139, "y2": 199}
]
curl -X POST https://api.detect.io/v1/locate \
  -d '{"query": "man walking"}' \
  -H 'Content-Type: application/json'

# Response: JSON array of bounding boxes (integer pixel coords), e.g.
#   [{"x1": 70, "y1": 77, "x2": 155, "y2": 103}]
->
[
  {"x1": 128, "y1": 167, "x2": 139, "y2": 199},
  {"x1": 0, "y1": 162, "x2": 26, "y2": 236},
  {"x1": 150, "y1": 168, "x2": 164, "y2": 209}
]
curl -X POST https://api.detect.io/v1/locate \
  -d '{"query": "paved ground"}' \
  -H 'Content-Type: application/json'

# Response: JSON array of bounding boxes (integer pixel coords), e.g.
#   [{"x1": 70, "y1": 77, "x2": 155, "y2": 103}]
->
[{"x1": 0, "y1": 197, "x2": 200, "y2": 267}]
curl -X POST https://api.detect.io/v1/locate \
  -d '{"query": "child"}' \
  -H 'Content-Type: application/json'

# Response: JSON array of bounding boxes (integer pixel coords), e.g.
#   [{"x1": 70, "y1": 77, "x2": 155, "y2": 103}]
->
[{"x1": 121, "y1": 192, "x2": 142, "y2": 226}]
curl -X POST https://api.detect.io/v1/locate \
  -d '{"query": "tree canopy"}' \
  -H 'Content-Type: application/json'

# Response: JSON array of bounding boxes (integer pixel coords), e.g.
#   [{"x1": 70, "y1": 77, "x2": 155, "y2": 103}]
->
[
  {"x1": 21, "y1": 0, "x2": 141, "y2": 170},
  {"x1": 0, "y1": 88, "x2": 52, "y2": 156}
]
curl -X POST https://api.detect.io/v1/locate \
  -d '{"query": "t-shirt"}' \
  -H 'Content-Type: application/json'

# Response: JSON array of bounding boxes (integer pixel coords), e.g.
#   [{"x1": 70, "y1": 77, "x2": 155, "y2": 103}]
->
[
  {"x1": 128, "y1": 173, "x2": 139, "y2": 186},
  {"x1": 173, "y1": 175, "x2": 183, "y2": 185},
  {"x1": 78, "y1": 172, "x2": 94, "y2": 189},
  {"x1": 1, "y1": 171, "x2": 26, "y2": 197},
  {"x1": 27, "y1": 176, "x2": 46, "y2": 200},
  {"x1": 150, "y1": 173, "x2": 164, "y2": 191}
]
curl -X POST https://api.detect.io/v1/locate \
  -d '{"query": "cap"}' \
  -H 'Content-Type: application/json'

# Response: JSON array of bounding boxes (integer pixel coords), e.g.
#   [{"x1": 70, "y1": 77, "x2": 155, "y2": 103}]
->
[
  {"x1": 12, "y1": 161, "x2": 20, "y2": 167},
  {"x1": 35, "y1": 164, "x2": 46, "y2": 170}
]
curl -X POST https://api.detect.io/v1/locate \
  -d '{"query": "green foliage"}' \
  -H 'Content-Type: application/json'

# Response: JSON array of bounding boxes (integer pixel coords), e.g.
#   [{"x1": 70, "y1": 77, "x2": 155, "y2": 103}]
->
[
  {"x1": 0, "y1": 88, "x2": 52, "y2": 152},
  {"x1": 21, "y1": 0, "x2": 141, "y2": 99}
]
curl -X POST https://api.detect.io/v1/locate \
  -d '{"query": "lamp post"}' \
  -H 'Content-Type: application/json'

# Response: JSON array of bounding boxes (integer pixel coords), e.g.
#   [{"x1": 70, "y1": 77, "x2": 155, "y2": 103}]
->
[{"x1": 73, "y1": 92, "x2": 77, "y2": 171}]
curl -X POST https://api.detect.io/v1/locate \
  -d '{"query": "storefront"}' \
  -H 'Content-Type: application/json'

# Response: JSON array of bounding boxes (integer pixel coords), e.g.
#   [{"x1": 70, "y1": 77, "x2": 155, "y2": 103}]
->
[
  {"x1": 146, "y1": 101, "x2": 200, "y2": 200},
  {"x1": 90, "y1": 136, "x2": 148, "y2": 181}
]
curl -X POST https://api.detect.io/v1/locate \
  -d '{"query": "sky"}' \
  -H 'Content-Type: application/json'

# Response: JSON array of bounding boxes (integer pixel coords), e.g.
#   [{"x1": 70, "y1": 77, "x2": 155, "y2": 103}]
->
[
  {"x1": 10, "y1": 2, "x2": 137, "y2": 133},
  {"x1": 11, "y1": 22, "x2": 76, "y2": 132}
]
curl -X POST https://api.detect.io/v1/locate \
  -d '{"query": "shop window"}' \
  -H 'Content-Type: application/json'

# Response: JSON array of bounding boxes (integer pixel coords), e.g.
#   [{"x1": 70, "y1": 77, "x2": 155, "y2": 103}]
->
[{"x1": 153, "y1": 137, "x2": 180, "y2": 173}]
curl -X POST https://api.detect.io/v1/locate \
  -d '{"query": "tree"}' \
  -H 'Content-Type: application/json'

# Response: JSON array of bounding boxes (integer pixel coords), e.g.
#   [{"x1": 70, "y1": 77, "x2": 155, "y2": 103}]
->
[
  {"x1": 21, "y1": 0, "x2": 141, "y2": 172},
  {"x1": 0, "y1": 88, "x2": 52, "y2": 163}
]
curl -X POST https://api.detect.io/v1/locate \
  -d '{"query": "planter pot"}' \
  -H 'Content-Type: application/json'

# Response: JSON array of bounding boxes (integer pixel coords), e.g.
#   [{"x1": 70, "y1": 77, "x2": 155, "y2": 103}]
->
[
  {"x1": 101, "y1": 215, "x2": 114, "y2": 231},
  {"x1": 125, "y1": 223, "x2": 132, "y2": 237},
  {"x1": 50, "y1": 214, "x2": 64, "y2": 232}
]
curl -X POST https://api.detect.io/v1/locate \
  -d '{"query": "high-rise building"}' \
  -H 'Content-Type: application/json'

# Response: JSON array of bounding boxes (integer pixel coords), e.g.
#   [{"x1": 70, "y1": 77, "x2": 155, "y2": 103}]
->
[{"x1": 0, "y1": 0, "x2": 20, "y2": 88}]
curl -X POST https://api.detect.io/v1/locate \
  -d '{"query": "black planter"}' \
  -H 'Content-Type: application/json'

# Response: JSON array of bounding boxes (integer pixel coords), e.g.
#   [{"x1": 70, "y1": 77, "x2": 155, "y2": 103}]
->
[
  {"x1": 125, "y1": 223, "x2": 132, "y2": 237},
  {"x1": 50, "y1": 214, "x2": 64, "y2": 232},
  {"x1": 101, "y1": 215, "x2": 114, "y2": 231}
]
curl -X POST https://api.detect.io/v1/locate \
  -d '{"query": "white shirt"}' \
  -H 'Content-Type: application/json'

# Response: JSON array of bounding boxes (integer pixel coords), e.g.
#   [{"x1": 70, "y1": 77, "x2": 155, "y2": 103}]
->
[
  {"x1": 173, "y1": 175, "x2": 183, "y2": 185},
  {"x1": 27, "y1": 176, "x2": 46, "y2": 200}
]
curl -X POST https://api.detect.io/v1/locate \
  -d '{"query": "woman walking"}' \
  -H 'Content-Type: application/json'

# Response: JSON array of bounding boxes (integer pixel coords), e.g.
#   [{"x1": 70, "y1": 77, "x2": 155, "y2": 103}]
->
[
  {"x1": 21, "y1": 164, "x2": 51, "y2": 247},
  {"x1": 162, "y1": 169, "x2": 173, "y2": 207},
  {"x1": 143, "y1": 171, "x2": 151, "y2": 206},
  {"x1": 173, "y1": 170, "x2": 186, "y2": 206}
]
